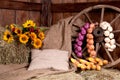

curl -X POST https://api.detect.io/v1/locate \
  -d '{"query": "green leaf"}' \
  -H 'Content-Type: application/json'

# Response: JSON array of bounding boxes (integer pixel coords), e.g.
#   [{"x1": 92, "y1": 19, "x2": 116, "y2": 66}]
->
[{"x1": 40, "y1": 27, "x2": 49, "y2": 32}]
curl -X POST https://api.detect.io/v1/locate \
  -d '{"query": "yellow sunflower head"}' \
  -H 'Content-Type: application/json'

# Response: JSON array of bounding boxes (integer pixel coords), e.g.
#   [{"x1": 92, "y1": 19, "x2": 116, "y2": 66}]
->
[
  {"x1": 24, "y1": 32, "x2": 30, "y2": 36},
  {"x1": 19, "y1": 34, "x2": 29, "y2": 44},
  {"x1": 3, "y1": 30, "x2": 14, "y2": 43},
  {"x1": 32, "y1": 38, "x2": 42, "y2": 48},
  {"x1": 14, "y1": 27, "x2": 22, "y2": 36},
  {"x1": 23, "y1": 20, "x2": 36, "y2": 28},
  {"x1": 10, "y1": 24, "x2": 15, "y2": 30},
  {"x1": 30, "y1": 32, "x2": 37, "y2": 41},
  {"x1": 38, "y1": 32, "x2": 45, "y2": 40}
]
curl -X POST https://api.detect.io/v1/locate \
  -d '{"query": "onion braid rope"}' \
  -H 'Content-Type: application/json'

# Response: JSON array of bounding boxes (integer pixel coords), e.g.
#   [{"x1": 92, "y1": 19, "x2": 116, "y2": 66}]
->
[
  {"x1": 100, "y1": 21, "x2": 116, "y2": 52},
  {"x1": 86, "y1": 23, "x2": 96, "y2": 57},
  {"x1": 74, "y1": 23, "x2": 90, "y2": 57}
]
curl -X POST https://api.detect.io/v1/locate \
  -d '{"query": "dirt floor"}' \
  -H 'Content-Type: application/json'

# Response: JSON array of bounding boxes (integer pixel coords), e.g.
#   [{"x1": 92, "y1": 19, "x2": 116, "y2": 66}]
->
[{"x1": 30, "y1": 68, "x2": 120, "y2": 80}]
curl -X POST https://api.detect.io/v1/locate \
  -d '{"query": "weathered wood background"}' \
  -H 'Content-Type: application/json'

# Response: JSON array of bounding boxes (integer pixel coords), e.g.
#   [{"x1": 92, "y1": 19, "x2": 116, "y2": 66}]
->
[
  {"x1": 0, "y1": 0, "x2": 41, "y2": 27},
  {"x1": 0, "y1": 0, "x2": 120, "y2": 68},
  {"x1": 0, "y1": 0, "x2": 119, "y2": 27}
]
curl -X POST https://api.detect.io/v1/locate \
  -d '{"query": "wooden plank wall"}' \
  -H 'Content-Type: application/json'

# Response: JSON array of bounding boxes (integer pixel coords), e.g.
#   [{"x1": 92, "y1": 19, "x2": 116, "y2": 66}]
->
[
  {"x1": 0, "y1": 0, "x2": 41, "y2": 27},
  {"x1": 16, "y1": 0, "x2": 41, "y2": 27},
  {"x1": 0, "y1": 0, "x2": 118, "y2": 27},
  {"x1": 52, "y1": 0, "x2": 115, "y2": 24}
]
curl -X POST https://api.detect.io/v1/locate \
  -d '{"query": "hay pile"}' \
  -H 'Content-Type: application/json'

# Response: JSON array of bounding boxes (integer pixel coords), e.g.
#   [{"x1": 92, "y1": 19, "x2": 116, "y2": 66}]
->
[
  {"x1": 30, "y1": 69, "x2": 120, "y2": 80},
  {"x1": 0, "y1": 26, "x2": 30, "y2": 64},
  {"x1": 80, "y1": 69, "x2": 120, "y2": 80},
  {"x1": 28, "y1": 72, "x2": 84, "y2": 80}
]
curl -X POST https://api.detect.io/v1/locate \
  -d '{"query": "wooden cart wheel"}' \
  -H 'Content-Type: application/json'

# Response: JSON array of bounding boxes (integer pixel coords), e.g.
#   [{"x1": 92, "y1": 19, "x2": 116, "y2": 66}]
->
[{"x1": 69, "y1": 5, "x2": 120, "y2": 68}]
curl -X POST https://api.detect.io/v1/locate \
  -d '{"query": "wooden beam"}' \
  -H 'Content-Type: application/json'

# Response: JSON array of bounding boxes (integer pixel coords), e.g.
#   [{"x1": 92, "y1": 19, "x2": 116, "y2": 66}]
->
[
  {"x1": 52, "y1": 1, "x2": 120, "y2": 12},
  {"x1": 0, "y1": 0, "x2": 41, "y2": 11},
  {"x1": 41, "y1": 0, "x2": 52, "y2": 27},
  {"x1": 0, "y1": 1, "x2": 120, "y2": 12}
]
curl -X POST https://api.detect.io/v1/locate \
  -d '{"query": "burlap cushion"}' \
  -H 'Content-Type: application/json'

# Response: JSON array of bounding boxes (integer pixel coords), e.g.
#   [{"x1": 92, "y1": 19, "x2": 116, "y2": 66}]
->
[{"x1": 28, "y1": 49, "x2": 69, "y2": 71}]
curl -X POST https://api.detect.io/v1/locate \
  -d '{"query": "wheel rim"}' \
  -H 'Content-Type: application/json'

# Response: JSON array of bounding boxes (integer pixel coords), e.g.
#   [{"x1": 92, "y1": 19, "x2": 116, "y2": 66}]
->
[{"x1": 69, "y1": 5, "x2": 120, "y2": 68}]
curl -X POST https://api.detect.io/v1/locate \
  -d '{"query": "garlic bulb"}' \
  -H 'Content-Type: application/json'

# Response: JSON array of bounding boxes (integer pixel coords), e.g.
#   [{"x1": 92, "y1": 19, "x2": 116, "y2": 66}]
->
[
  {"x1": 109, "y1": 33, "x2": 114, "y2": 39},
  {"x1": 100, "y1": 21, "x2": 108, "y2": 30},
  {"x1": 108, "y1": 48, "x2": 113, "y2": 52},
  {"x1": 101, "y1": 21, "x2": 116, "y2": 52},
  {"x1": 110, "y1": 44, "x2": 116, "y2": 50},
  {"x1": 105, "y1": 43, "x2": 111, "y2": 48},
  {"x1": 110, "y1": 39, "x2": 115, "y2": 45},
  {"x1": 107, "y1": 26, "x2": 113, "y2": 32},
  {"x1": 104, "y1": 37, "x2": 110, "y2": 43},
  {"x1": 104, "y1": 31, "x2": 110, "y2": 36}
]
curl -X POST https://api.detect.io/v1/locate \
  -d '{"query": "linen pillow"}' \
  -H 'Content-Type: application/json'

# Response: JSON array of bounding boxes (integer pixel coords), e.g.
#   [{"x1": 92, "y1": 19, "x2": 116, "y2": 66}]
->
[{"x1": 28, "y1": 49, "x2": 69, "y2": 71}]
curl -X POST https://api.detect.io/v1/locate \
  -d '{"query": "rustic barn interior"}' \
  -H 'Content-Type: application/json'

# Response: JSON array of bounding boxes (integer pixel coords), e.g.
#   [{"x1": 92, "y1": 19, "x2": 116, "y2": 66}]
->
[{"x1": 0, "y1": 0, "x2": 120, "y2": 80}]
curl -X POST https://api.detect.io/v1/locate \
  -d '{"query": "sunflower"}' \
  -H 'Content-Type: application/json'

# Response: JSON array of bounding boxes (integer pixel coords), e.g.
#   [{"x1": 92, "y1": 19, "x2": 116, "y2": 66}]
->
[
  {"x1": 10, "y1": 24, "x2": 15, "y2": 31},
  {"x1": 30, "y1": 32, "x2": 37, "y2": 41},
  {"x1": 24, "y1": 32, "x2": 30, "y2": 36},
  {"x1": 32, "y1": 38, "x2": 42, "y2": 48},
  {"x1": 38, "y1": 32, "x2": 45, "y2": 40},
  {"x1": 23, "y1": 20, "x2": 36, "y2": 28},
  {"x1": 19, "y1": 34, "x2": 29, "y2": 44},
  {"x1": 14, "y1": 27, "x2": 22, "y2": 36},
  {"x1": 3, "y1": 30, "x2": 14, "y2": 43}
]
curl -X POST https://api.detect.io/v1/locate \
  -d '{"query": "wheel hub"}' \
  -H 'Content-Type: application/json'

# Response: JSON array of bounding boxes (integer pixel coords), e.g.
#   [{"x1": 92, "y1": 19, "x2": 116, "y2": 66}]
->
[{"x1": 93, "y1": 27, "x2": 104, "y2": 43}]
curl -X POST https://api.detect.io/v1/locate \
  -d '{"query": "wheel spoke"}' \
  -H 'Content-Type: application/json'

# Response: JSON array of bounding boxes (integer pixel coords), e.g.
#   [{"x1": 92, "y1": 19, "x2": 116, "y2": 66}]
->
[
  {"x1": 96, "y1": 43, "x2": 99, "y2": 54},
  {"x1": 100, "y1": 7, "x2": 105, "y2": 23},
  {"x1": 115, "y1": 42, "x2": 120, "y2": 47},
  {"x1": 71, "y1": 52, "x2": 78, "y2": 59},
  {"x1": 110, "y1": 14, "x2": 120, "y2": 25},
  {"x1": 72, "y1": 24, "x2": 80, "y2": 28},
  {"x1": 84, "y1": 12, "x2": 93, "y2": 23},
  {"x1": 104, "y1": 58, "x2": 120, "y2": 68},
  {"x1": 82, "y1": 46, "x2": 87, "y2": 53},
  {"x1": 101, "y1": 42, "x2": 114, "y2": 62},
  {"x1": 96, "y1": 44, "x2": 102, "y2": 58},
  {"x1": 112, "y1": 30, "x2": 120, "y2": 33}
]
